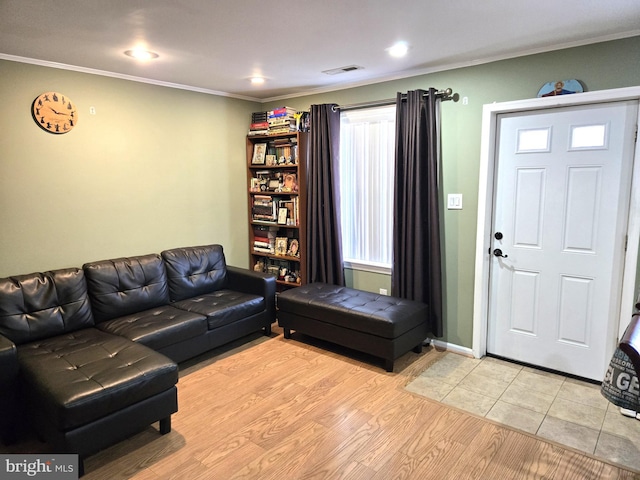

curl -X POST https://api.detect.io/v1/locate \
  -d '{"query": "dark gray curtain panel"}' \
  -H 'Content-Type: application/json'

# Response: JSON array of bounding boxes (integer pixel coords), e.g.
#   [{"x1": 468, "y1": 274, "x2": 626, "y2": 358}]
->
[
  {"x1": 392, "y1": 89, "x2": 443, "y2": 337},
  {"x1": 306, "y1": 104, "x2": 345, "y2": 285}
]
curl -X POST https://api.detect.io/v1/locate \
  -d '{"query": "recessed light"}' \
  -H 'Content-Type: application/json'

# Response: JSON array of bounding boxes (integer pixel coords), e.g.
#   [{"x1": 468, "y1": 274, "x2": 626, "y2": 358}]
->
[
  {"x1": 124, "y1": 48, "x2": 159, "y2": 60},
  {"x1": 251, "y1": 76, "x2": 265, "y2": 85},
  {"x1": 388, "y1": 42, "x2": 409, "y2": 58}
]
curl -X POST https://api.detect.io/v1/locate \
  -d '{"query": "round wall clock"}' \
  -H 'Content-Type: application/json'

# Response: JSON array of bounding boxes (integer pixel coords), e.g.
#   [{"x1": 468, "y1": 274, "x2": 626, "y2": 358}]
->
[{"x1": 31, "y1": 91, "x2": 78, "y2": 134}]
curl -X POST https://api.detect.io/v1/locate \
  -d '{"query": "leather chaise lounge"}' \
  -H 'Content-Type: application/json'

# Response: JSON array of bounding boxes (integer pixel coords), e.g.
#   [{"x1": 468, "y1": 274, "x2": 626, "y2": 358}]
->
[{"x1": 0, "y1": 244, "x2": 275, "y2": 476}]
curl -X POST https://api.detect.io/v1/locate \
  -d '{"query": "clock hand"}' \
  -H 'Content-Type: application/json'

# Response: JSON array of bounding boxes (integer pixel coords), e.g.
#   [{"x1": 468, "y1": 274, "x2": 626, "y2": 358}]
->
[{"x1": 49, "y1": 107, "x2": 67, "y2": 115}]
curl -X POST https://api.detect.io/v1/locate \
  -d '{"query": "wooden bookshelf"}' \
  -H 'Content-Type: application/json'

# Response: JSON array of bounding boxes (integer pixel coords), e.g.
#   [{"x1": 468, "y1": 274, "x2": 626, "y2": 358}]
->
[{"x1": 246, "y1": 131, "x2": 308, "y2": 290}]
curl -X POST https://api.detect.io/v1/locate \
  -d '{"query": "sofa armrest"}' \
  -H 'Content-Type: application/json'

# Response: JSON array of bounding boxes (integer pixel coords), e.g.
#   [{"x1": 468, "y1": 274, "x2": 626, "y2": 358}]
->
[
  {"x1": 226, "y1": 266, "x2": 276, "y2": 320},
  {"x1": 0, "y1": 334, "x2": 18, "y2": 386},
  {"x1": 620, "y1": 313, "x2": 640, "y2": 378},
  {"x1": 0, "y1": 334, "x2": 19, "y2": 444}
]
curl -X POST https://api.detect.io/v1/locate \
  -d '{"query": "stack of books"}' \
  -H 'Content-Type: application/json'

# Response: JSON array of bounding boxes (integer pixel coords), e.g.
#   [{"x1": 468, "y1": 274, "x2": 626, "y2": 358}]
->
[
  {"x1": 268, "y1": 107, "x2": 297, "y2": 135},
  {"x1": 251, "y1": 195, "x2": 276, "y2": 223},
  {"x1": 253, "y1": 225, "x2": 277, "y2": 254},
  {"x1": 249, "y1": 111, "x2": 269, "y2": 136}
]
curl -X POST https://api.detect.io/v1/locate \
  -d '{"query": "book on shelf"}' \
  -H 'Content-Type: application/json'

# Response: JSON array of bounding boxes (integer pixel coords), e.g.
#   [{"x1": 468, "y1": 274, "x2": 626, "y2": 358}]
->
[
  {"x1": 252, "y1": 111, "x2": 267, "y2": 122},
  {"x1": 252, "y1": 195, "x2": 276, "y2": 221},
  {"x1": 268, "y1": 107, "x2": 296, "y2": 117},
  {"x1": 253, "y1": 246, "x2": 275, "y2": 254}
]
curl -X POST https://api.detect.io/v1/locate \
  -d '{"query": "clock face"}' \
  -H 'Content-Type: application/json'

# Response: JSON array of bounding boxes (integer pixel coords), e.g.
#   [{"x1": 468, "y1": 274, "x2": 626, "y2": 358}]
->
[{"x1": 31, "y1": 91, "x2": 78, "y2": 134}]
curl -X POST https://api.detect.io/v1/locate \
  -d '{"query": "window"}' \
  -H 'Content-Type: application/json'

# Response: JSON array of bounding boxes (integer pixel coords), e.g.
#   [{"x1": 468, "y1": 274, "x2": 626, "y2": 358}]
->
[{"x1": 339, "y1": 105, "x2": 395, "y2": 272}]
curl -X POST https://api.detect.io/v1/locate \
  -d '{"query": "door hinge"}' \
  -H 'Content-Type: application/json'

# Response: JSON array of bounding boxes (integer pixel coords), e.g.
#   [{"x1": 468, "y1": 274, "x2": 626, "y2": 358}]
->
[{"x1": 625, "y1": 235, "x2": 628, "y2": 252}]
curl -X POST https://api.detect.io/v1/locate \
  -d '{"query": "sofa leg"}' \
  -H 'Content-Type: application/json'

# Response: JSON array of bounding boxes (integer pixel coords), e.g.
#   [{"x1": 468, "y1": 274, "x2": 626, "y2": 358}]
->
[
  {"x1": 384, "y1": 359, "x2": 394, "y2": 372},
  {"x1": 159, "y1": 416, "x2": 171, "y2": 435},
  {"x1": 412, "y1": 343, "x2": 422, "y2": 354},
  {"x1": 264, "y1": 323, "x2": 272, "y2": 336},
  {"x1": 283, "y1": 328, "x2": 291, "y2": 339},
  {"x1": 78, "y1": 457, "x2": 85, "y2": 477}
]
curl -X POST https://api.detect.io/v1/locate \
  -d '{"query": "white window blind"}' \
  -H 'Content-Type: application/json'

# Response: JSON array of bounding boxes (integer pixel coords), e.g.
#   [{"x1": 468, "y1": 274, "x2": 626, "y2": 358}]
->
[{"x1": 339, "y1": 105, "x2": 396, "y2": 271}]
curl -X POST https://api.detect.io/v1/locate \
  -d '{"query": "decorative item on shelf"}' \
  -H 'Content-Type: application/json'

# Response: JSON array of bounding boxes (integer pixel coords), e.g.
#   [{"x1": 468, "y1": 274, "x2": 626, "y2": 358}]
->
[
  {"x1": 266, "y1": 265, "x2": 280, "y2": 277},
  {"x1": 253, "y1": 260, "x2": 264, "y2": 272},
  {"x1": 537, "y1": 79, "x2": 584, "y2": 98},
  {"x1": 287, "y1": 239, "x2": 300, "y2": 258},
  {"x1": 279, "y1": 267, "x2": 288, "y2": 280},
  {"x1": 251, "y1": 143, "x2": 267, "y2": 164},
  {"x1": 265, "y1": 154, "x2": 277, "y2": 166},
  {"x1": 275, "y1": 237, "x2": 288, "y2": 256},
  {"x1": 299, "y1": 111, "x2": 310, "y2": 132}
]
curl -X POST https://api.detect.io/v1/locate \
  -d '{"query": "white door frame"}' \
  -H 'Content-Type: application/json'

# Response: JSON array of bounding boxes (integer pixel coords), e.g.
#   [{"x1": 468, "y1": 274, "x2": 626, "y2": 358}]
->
[{"x1": 472, "y1": 86, "x2": 640, "y2": 359}]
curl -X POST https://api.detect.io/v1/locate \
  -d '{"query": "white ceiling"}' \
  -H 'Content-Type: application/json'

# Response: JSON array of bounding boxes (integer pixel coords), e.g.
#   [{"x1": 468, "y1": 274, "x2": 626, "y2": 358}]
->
[{"x1": 1, "y1": 1, "x2": 639, "y2": 102}]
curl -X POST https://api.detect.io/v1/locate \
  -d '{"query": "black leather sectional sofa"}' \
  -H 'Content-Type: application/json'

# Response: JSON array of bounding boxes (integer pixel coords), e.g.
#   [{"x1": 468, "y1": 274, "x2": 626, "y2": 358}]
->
[{"x1": 0, "y1": 244, "x2": 275, "y2": 475}]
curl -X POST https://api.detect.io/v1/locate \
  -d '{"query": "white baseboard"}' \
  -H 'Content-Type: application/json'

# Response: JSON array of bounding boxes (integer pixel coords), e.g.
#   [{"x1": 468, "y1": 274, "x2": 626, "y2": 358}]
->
[{"x1": 426, "y1": 338, "x2": 474, "y2": 358}]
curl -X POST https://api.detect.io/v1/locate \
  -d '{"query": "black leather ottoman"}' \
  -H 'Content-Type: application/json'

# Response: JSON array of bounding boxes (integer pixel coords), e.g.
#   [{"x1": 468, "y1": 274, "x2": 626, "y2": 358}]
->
[{"x1": 277, "y1": 283, "x2": 429, "y2": 371}]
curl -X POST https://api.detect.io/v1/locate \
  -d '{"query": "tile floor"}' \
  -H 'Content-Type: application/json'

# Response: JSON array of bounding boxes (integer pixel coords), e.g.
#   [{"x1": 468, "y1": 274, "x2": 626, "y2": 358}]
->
[{"x1": 405, "y1": 352, "x2": 640, "y2": 472}]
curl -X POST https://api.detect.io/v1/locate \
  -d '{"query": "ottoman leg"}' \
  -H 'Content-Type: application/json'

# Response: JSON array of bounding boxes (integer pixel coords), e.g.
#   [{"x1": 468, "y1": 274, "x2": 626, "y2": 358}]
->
[
  {"x1": 159, "y1": 416, "x2": 171, "y2": 435},
  {"x1": 264, "y1": 323, "x2": 272, "y2": 336},
  {"x1": 283, "y1": 328, "x2": 291, "y2": 339}
]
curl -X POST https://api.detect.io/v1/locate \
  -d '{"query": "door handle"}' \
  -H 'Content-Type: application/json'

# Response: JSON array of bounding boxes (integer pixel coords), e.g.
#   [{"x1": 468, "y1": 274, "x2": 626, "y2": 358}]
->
[{"x1": 493, "y1": 248, "x2": 508, "y2": 258}]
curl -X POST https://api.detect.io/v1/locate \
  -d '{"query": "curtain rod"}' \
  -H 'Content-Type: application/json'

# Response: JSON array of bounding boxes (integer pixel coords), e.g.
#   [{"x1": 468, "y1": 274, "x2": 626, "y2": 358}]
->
[{"x1": 332, "y1": 88, "x2": 454, "y2": 112}]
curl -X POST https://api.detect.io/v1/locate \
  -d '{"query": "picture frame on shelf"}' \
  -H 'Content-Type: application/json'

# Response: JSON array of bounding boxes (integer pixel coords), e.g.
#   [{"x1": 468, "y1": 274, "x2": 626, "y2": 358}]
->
[
  {"x1": 287, "y1": 239, "x2": 300, "y2": 257},
  {"x1": 251, "y1": 143, "x2": 267, "y2": 165},
  {"x1": 268, "y1": 179, "x2": 280, "y2": 191},
  {"x1": 277, "y1": 207, "x2": 288, "y2": 225},
  {"x1": 266, "y1": 154, "x2": 277, "y2": 166},
  {"x1": 275, "y1": 237, "x2": 288, "y2": 256},
  {"x1": 282, "y1": 173, "x2": 297, "y2": 192}
]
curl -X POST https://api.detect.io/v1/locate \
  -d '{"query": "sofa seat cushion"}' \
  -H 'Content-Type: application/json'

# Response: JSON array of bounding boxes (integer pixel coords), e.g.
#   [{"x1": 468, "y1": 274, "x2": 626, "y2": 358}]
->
[
  {"x1": 95, "y1": 305, "x2": 208, "y2": 351},
  {"x1": 277, "y1": 283, "x2": 428, "y2": 339},
  {"x1": 17, "y1": 328, "x2": 178, "y2": 431},
  {"x1": 172, "y1": 290, "x2": 265, "y2": 330}
]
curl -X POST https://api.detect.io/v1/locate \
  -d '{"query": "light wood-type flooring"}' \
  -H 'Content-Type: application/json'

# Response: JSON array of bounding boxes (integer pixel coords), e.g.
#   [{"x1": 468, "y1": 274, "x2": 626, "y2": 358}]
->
[{"x1": 4, "y1": 325, "x2": 639, "y2": 479}]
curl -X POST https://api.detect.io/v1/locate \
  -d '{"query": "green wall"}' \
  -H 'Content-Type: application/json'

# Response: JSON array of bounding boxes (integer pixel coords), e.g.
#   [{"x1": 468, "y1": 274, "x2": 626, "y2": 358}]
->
[
  {"x1": 0, "y1": 60, "x2": 260, "y2": 275},
  {"x1": 265, "y1": 36, "x2": 640, "y2": 347},
  {"x1": 1, "y1": 36, "x2": 639, "y2": 349}
]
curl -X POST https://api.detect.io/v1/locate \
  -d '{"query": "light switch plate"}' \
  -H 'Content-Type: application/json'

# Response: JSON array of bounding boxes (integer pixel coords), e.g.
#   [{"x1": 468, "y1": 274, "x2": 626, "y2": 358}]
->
[{"x1": 448, "y1": 193, "x2": 463, "y2": 210}]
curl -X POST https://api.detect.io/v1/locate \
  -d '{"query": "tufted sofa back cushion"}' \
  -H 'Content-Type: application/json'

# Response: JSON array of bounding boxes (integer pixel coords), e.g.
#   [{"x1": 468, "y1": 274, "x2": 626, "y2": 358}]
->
[
  {"x1": 83, "y1": 254, "x2": 171, "y2": 322},
  {"x1": 161, "y1": 245, "x2": 228, "y2": 302},
  {"x1": 0, "y1": 268, "x2": 95, "y2": 345}
]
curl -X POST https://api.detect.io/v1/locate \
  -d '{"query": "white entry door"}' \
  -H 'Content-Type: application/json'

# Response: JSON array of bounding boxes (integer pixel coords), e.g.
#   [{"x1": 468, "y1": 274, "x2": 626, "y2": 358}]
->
[{"x1": 487, "y1": 101, "x2": 638, "y2": 380}]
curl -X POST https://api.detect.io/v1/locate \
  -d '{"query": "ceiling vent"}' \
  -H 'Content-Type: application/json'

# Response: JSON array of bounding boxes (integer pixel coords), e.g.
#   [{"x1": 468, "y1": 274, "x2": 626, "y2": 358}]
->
[{"x1": 322, "y1": 65, "x2": 364, "y2": 75}]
